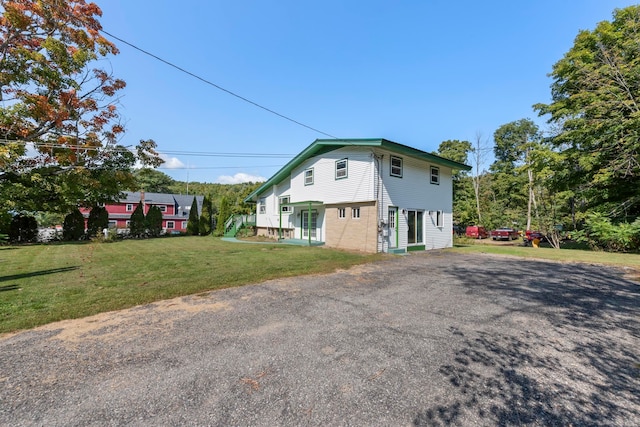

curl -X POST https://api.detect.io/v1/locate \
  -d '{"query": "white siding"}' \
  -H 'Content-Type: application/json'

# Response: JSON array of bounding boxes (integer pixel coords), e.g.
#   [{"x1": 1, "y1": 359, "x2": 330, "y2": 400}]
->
[
  {"x1": 373, "y1": 149, "x2": 454, "y2": 252},
  {"x1": 255, "y1": 179, "x2": 295, "y2": 229},
  {"x1": 290, "y1": 147, "x2": 375, "y2": 204}
]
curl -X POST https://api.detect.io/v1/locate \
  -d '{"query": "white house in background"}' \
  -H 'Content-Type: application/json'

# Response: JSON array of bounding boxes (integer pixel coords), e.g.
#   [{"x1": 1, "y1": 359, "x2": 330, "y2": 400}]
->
[{"x1": 244, "y1": 138, "x2": 471, "y2": 253}]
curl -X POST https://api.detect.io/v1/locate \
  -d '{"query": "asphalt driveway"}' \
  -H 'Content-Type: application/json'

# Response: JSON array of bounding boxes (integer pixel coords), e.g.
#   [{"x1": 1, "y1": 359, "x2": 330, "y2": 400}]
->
[{"x1": 1, "y1": 252, "x2": 639, "y2": 426}]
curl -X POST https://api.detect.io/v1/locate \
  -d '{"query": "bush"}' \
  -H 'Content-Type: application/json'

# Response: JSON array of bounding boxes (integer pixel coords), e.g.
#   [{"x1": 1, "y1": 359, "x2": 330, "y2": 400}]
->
[
  {"x1": 186, "y1": 197, "x2": 199, "y2": 236},
  {"x1": 63, "y1": 209, "x2": 86, "y2": 241},
  {"x1": 574, "y1": 213, "x2": 640, "y2": 252},
  {"x1": 146, "y1": 205, "x2": 163, "y2": 237},
  {"x1": 129, "y1": 201, "x2": 146, "y2": 238},
  {"x1": 9, "y1": 214, "x2": 38, "y2": 243},
  {"x1": 87, "y1": 206, "x2": 109, "y2": 238}
]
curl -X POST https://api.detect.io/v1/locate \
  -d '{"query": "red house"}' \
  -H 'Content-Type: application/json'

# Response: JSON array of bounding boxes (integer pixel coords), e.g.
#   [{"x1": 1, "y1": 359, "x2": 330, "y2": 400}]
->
[{"x1": 81, "y1": 191, "x2": 204, "y2": 234}]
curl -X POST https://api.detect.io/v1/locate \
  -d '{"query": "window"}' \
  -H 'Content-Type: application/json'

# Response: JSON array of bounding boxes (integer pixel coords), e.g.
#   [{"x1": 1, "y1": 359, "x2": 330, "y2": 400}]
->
[
  {"x1": 338, "y1": 208, "x2": 346, "y2": 219},
  {"x1": 304, "y1": 168, "x2": 314, "y2": 185},
  {"x1": 390, "y1": 156, "x2": 403, "y2": 178},
  {"x1": 126, "y1": 220, "x2": 131, "y2": 228},
  {"x1": 407, "y1": 210, "x2": 424, "y2": 244},
  {"x1": 167, "y1": 221, "x2": 175, "y2": 229},
  {"x1": 280, "y1": 196, "x2": 292, "y2": 213},
  {"x1": 430, "y1": 166, "x2": 440, "y2": 185},
  {"x1": 336, "y1": 159, "x2": 348, "y2": 180},
  {"x1": 181, "y1": 221, "x2": 187, "y2": 229},
  {"x1": 436, "y1": 210, "x2": 443, "y2": 228},
  {"x1": 259, "y1": 197, "x2": 266, "y2": 214},
  {"x1": 126, "y1": 203, "x2": 133, "y2": 212},
  {"x1": 352, "y1": 207, "x2": 360, "y2": 219},
  {"x1": 159, "y1": 205, "x2": 167, "y2": 212},
  {"x1": 108, "y1": 220, "x2": 117, "y2": 229}
]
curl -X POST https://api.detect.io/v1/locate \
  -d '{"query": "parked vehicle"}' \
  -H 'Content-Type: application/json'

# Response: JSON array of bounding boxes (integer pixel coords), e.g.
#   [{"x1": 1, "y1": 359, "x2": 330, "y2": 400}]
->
[
  {"x1": 466, "y1": 225, "x2": 489, "y2": 239},
  {"x1": 523, "y1": 230, "x2": 547, "y2": 245},
  {"x1": 490, "y1": 227, "x2": 519, "y2": 241}
]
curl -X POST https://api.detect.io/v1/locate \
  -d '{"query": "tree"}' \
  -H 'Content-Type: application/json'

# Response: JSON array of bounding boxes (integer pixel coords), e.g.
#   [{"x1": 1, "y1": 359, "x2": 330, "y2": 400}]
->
[
  {"x1": 134, "y1": 168, "x2": 175, "y2": 193},
  {"x1": 199, "y1": 195, "x2": 212, "y2": 236},
  {"x1": 62, "y1": 208, "x2": 84, "y2": 240},
  {"x1": 492, "y1": 119, "x2": 543, "y2": 231},
  {"x1": 0, "y1": 0, "x2": 162, "y2": 214},
  {"x1": 8, "y1": 213, "x2": 37, "y2": 242},
  {"x1": 128, "y1": 201, "x2": 145, "y2": 238},
  {"x1": 534, "y1": 5, "x2": 640, "y2": 219},
  {"x1": 470, "y1": 132, "x2": 491, "y2": 225},
  {"x1": 186, "y1": 196, "x2": 199, "y2": 235},
  {"x1": 145, "y1": 205, "x2": 163, "y2": 237},
  {"x1": 436, "y1": 140, "x2": 474, "y2": 225},
  {"x1": 215, "y1": 196, "x2": 231, "y2": 236},
  {"x1": 86, "y1": 205, "x2": 108, "y2": 237}
]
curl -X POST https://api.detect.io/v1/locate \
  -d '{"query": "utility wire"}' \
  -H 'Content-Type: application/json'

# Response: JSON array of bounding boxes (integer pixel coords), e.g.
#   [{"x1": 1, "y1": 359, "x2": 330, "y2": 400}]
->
[{"x1": 100, "y1": 29, "x2": 340, "y2": 140}]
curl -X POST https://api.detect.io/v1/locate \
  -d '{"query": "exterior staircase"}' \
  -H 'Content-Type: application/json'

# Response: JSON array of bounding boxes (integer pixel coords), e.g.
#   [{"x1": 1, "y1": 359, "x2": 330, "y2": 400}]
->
[{"x1": 223, "y1": 214, "x2": 256, "y2": 237}]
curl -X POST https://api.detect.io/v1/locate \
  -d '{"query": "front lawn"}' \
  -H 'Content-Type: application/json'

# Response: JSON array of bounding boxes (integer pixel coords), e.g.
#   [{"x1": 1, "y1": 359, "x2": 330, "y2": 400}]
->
[{"x1": 0, "y1": 237, "x2": 380, "y2": 333}]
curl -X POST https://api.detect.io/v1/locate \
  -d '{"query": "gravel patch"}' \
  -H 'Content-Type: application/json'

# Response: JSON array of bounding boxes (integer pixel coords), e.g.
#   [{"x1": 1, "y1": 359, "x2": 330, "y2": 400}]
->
[{"x1": 1, "y1": 251, "x2": 639, "y2": 426}]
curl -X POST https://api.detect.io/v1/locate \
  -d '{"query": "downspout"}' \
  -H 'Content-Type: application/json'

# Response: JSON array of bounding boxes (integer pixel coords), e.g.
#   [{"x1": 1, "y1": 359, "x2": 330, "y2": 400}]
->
[{"x1": 373, "y1": 152, "x2": 384, "y2": 253}]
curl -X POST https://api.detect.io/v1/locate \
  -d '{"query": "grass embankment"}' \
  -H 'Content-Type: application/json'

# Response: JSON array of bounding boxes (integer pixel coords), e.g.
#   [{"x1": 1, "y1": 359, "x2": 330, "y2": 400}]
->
[
  {"x1": 0, "y1": 237, "x2": 380, "y2": 334},
  {"x1": 450, "y1": 239, "x2": 640, "y2": 269}
]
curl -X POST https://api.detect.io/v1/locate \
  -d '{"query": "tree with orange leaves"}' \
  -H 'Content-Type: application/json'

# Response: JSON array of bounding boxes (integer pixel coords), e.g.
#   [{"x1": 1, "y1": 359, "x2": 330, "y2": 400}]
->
[{"x1": 0, "y1": 0, "x2": 162, "y2": 215}]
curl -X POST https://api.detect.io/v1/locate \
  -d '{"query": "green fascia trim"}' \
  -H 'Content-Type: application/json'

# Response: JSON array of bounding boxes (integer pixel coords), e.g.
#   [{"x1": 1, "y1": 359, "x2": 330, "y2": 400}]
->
[
  {"x1": 283, "y1": 200, "x2": 324, "y2": 207},
  {"x1": 406, "y1": 244, "x2": 426, "y2": 252},
  {"x1": 244, "y1": 138, "x2": 471, "y2": 203}
]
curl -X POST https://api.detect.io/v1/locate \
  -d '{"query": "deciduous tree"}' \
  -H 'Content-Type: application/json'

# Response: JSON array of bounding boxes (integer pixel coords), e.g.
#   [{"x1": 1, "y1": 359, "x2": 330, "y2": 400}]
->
[
  {"x1": 0, "y1": 0, "x2": 162, "y2": 214},
  {"x1": 534, "y1": 5, "x2": 640, "y2": 219}
]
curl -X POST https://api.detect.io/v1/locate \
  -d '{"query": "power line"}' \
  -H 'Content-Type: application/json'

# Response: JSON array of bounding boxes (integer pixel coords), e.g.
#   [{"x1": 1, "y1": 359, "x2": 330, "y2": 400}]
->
[
  {"x1": 0, "y1": 139, "x2": 295, "y2": 158},
  {"x1": 99, "y1": 29, "x2": 340, "y2": 140}
]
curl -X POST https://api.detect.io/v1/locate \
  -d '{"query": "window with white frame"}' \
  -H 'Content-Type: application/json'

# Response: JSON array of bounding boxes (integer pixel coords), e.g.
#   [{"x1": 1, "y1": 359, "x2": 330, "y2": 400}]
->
[
  {"x1": 336, "y1": 158, "x2": 348, "y2": 180},
  {"x1": 259, "y1": 197, "x2": 266, "y2": 214},
  {"x1": 181, "y1": 221, "x2": 187, "y2": 229},
  {"x1": 390, "y1": 155, "x2": 403, "y2": 178},
  {"x1": 352, "y1": 207, "x2": 360, "y2": 219},
  {"x1": 108, "y1": 220, "x2": 117, "y2": 228},
  {"x1": 436, "y1": 210, "x2": 443, "y2": 227},
  {"x1": 167, "y1": 221, "x2": 175, "y2": 229},
  {"x1": 304, "y1": 168, "x2": 314, "y2": 185},
  {"x1": 430, "y1": 166, "x2": 440, "y2": 185},
  {"x1": 280, "y1": 196, "x2": 292, "y2": 212},
  {"x1": 126, "y1": 220, "x2": 131, "y2": 227},
  {"x1": 159, "y1": 205, "x2": 167, "y2": 212},
  {"x1": 338, "y1": 207, "x2": 346, "y2": 219},
  {"x1": 126, "y1": 203, "x2": 133, "y2": 211}
]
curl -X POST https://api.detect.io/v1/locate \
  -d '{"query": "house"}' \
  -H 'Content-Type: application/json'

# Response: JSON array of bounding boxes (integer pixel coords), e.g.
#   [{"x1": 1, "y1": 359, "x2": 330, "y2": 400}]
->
[
  {"x1": 80, "y1": 191, "x2": 204, "y2": 234},
  {"x1": 244, "y1": 138, "x2": 471, "y2": 253}
]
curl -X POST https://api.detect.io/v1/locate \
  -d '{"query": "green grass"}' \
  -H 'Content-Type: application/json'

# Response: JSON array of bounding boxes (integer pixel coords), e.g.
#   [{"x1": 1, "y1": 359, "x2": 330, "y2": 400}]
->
[
  {"x1": 0, "y1": 237, "x2": 380, "y2": 334},
  {"x1": 450, "y1": 239, "x2": 640, "y2": 268}
]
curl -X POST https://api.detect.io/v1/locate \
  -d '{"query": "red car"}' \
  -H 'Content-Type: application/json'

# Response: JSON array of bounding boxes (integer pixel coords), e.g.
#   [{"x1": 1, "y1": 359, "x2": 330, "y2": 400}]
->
[
  {"x1": 524, "y1": 230, "x2": 547, "y2": 243},
  {"x1": 490, "y1": 228, "x2": 519, "y2": 241},
  {"x1": 466, "y1": 225, "x2": 489, "y2": 239}
]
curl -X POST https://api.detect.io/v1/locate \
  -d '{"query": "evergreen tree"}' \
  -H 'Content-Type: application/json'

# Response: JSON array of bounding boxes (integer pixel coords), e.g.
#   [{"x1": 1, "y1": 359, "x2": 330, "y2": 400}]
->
[
  {"x1": 62, "y1": 209, "x2": 86, "y2": 241},
  {"x1": 129, "y1": 201, "x2": 146, "y2": 238},
  {"x1": 9, "y1": 214, "x2": 38, "y2": 243},
  {"x1": 186, "y1": 197, "x2": 199, "y2": 235},
  {"x1": 146, "y1": 205, "x2": 163, "y2": 237},
  {"x1": 199, "y1": 195, "x2": 212, "y2": 236},
  {"x1": 215, "y1": 196, "x2": 231, "y2": 236},
  {"x1": 87, "y1": 206, "x2": 109, "y2": 238}
]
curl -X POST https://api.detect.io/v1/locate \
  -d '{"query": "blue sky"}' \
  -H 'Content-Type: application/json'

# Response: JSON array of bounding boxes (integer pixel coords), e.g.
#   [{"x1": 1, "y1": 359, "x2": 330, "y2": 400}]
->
[{"x1": 97, "y1": 1, "x2": 639, "y2": 184}]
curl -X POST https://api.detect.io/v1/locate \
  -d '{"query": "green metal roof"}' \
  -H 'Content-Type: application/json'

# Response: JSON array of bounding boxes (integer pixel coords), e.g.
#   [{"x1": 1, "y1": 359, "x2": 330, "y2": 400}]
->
[{"x1": 244, "y1": 138, "x2": 472, "y2": 202}]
